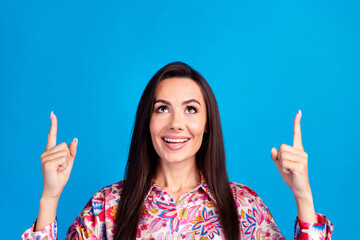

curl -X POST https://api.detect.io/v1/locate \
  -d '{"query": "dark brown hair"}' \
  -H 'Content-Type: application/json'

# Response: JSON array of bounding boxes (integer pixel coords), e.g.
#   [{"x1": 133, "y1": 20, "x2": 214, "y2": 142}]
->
[{"x1": 113, "y1": 62, "x2": 240, "y2": 239}]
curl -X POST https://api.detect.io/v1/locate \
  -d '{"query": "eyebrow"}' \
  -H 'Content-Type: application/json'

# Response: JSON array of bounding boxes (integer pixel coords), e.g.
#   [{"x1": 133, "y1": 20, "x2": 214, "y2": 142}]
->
[{"x1": 154, "y1": 99, "x2": 201, "y2": 106}]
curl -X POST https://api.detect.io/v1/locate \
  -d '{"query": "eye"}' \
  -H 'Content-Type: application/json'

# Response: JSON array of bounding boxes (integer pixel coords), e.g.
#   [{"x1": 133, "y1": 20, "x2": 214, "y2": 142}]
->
[
  {"x1": 185, "y1": 106, "x2": 198, "y2": 114},
  {"x1": 155, "y1": 105, "x2": 169, "y2": 113}
]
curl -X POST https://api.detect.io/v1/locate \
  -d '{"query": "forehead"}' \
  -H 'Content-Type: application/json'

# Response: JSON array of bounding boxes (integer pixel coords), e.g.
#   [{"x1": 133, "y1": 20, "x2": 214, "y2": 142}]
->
[{"x1": 155, "y1": 77, "x2": 205, "y2": 102}]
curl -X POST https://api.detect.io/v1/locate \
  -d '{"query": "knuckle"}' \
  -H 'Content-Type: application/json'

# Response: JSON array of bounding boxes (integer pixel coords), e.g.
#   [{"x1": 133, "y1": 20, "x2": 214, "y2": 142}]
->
[
  {"x1": 280, "y1": 144, "x2": 286, "y2": 151},
  {"x1": 42, "y1": 161, "x2": 52, "y2": 171},
  {"x1": 42, "y1": 155, "x2": 49, "y2": 162},
  {"x1": 60, "y1": 142, "x2": 68, "y2": 148},
  {"x1": 279, "y1": 160, "x2": 285, "y2": 168},
  {"x1": 280, "y1": 151, "x2": 287, "y2": 159},
  {"x1": 300, "y1": 156, "x2": 307, "y2": 164},
  {"x1": 59, "y1": 150, "x2": 67, "y2": 157}
]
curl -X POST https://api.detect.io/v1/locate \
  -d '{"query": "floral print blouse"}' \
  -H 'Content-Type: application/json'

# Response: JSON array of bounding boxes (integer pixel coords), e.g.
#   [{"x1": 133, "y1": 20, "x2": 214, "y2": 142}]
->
[{"x1": 22, "y1": 175, "x2": 333, "y2": 240}]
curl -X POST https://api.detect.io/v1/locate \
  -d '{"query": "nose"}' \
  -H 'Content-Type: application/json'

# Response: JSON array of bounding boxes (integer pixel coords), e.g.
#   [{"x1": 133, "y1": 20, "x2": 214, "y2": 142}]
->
[{"x1": 169, "y1": 110, "x2": 184, "y2": 131}]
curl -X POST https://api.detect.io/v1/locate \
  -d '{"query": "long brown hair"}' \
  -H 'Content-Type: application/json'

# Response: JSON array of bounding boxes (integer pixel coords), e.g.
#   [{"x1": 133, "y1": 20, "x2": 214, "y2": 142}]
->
[{"x1": 113, "y1": 62, "x2": 240, "y2": 239}]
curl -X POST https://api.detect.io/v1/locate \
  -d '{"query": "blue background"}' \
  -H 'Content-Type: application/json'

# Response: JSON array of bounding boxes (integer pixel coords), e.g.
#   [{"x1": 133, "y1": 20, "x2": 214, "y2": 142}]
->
[{"x1": 1, "y1": 0, "x2": 359, "y2": 239}]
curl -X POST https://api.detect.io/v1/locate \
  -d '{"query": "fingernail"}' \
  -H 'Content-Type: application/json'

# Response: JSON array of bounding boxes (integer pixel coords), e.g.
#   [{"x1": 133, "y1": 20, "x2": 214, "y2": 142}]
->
[
  {"x1": 299, "y1": 110, "x2": 302, "y2": 118},
  {"x1": 50, "y1": 111, "x2": 53, "y2": 120},
  {"x1": 271, "y1": 147, "x2": 275, "y2": 152},
  {"x1": 73, "y1": 138, "x2": 78, "y2": 143}
]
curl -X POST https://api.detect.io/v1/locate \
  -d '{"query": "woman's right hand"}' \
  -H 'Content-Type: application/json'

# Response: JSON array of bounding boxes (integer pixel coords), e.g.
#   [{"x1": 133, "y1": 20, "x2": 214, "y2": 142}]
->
[{"x1": 40, "y1": 111, "x2": 78, "y2": 200}]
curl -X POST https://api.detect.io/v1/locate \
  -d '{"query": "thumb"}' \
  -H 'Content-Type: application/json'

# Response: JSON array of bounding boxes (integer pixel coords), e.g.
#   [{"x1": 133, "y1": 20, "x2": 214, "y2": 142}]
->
[
  {"x1": 69, "y1": 138, "x2": 78, "y2": 158},
  {"x1": 271, "y1": 147, "x2": 279, "y2": 164}
]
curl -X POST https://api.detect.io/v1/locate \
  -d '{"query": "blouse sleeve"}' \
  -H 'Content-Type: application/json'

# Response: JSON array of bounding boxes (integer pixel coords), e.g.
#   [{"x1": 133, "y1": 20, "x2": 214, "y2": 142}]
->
[
  {"x1": 21, "y1": 186, "x2": 109, "y2": 240},
  {"x1": 294, "y1": 214, "x2": 334, "y2": 239},
  {"x1": 233, "y1": 183, "x2": 334, "y2": 240},
  {"x1": 21, "y1": 218, "x2": 58, "y2": 240}
]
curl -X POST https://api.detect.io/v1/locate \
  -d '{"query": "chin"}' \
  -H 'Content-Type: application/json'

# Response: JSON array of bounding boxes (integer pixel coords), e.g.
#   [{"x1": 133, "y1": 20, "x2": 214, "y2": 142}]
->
[{"x1": 160, "y1": 154, "x2": 194, "y2": 164}]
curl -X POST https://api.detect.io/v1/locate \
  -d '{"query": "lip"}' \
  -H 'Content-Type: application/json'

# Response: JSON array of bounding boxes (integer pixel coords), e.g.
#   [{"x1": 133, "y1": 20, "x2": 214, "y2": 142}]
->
[{"x1": 161, "y1": 136, "x2": 190, "y2": 151}]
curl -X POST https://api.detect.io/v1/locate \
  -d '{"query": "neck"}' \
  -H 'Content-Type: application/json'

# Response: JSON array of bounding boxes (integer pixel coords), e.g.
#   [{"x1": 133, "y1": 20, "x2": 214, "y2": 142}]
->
[{"x1": 154, "y1": 159, "x2": 200, "y2": 194}]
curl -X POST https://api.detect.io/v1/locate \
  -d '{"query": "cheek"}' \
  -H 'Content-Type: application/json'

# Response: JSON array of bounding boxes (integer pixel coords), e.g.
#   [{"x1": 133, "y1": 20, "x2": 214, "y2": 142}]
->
[
  {"x1": 149, "y1": 119, "x2": 158, "y2": 140},
  {"x1": 187, "y1": 119, "x2": 207, "y2": 137},
  {"x1": 149, "y1": 119, "x2": 160, "y2": 155},
  {"x1": 149, "y1": 116, "x2": 165, "y2": 145}
]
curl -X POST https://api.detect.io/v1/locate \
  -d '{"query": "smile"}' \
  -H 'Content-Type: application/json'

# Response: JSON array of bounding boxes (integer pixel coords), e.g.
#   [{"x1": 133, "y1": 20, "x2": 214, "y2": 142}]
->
[
  {"x1": 161, "y1": 137, "x2": 190, "y2": 151},
  {"x1": 163, "y1": 137, "x2": 189, "y2": 143}
]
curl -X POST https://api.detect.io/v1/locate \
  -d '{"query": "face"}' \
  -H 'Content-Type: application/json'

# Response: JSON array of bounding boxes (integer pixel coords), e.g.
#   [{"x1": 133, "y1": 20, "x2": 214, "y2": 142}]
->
[{"x1": 150, "y1": 77, "x2": 207, "y2": 165}]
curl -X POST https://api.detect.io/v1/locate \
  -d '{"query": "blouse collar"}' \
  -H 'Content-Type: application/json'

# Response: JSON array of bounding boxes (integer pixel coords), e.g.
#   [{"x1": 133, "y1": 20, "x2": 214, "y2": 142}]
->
[{"x1": 145, "y1": 172, "x2": 216, "y2": 203}]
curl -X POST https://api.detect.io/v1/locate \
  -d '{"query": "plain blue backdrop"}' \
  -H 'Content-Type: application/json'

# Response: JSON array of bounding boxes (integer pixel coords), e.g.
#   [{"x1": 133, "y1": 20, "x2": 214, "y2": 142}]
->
[{"x1": 1, "y1": 0, "x2": 359, "y2": 239}]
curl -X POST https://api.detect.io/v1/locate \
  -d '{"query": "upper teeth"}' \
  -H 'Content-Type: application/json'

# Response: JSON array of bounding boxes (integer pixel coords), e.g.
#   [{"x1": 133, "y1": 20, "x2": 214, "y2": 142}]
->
[{"x1": 164, "y1": 138, "x2": 188, "y2": 143}]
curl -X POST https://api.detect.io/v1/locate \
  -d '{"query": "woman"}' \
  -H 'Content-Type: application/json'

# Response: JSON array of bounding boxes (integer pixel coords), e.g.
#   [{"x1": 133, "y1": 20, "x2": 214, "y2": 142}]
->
[{"x1": 22, "y1": 62, "x2": 333, "y2": 239}]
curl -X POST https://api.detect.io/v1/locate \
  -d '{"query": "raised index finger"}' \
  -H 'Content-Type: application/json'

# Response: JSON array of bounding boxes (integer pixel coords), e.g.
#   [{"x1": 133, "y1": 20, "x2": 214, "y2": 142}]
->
[
  {"x1": 46, "y1": 111, "x2": 57, "y2": 151},
  {"x1": 293, "y1": 110, "x2": 304, "y2": 151}
]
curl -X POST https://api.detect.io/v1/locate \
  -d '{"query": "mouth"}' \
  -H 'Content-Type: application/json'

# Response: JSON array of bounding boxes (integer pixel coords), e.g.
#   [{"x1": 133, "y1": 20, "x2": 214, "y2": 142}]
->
[
  {"x1": 162, "y1": 137, "x2": 190, "y2": 144},
  {"x1": 161, "y1": 136, "x2": 190, "y2": 150}
]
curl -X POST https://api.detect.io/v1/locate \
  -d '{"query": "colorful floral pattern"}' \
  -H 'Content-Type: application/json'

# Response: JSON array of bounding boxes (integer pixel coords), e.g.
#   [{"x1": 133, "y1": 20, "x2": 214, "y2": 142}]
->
[{"x1": 22, "y1": 176, "x2": 333, "y2": 239}]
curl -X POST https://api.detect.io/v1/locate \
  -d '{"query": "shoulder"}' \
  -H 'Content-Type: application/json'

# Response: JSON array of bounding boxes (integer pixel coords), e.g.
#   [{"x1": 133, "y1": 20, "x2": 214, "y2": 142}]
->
[
  {"x1": 229, "y1": 181, "x2": 267, "y2": 209},
  {"x1": 97, "y1": 180, "x2": 125, "y2": 197},
  {"x1": 67, "y1": 181, "x2": 126, "y2": 236},
  {"x1": 229, "y1": 182, "x2": 284, "y2": 238},
  {"x1": 86, "y1": 180, "x2": 125, "y2": 210},
  {"x1": 229, "y1": 181, "x2": 274, "y2": 217},
  {"x1": 229, "y1": 181, "x2": 260, "y2": 200}
]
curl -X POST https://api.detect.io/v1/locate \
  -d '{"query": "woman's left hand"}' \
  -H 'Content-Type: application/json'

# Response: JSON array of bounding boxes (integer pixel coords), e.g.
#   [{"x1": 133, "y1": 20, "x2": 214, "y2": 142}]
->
[
  {"x1": 270, "y1": 110, "x2": 312, "y2": 201},
  {"x1": 271, "y1": 110, "x2": 317, "y2": 223}
]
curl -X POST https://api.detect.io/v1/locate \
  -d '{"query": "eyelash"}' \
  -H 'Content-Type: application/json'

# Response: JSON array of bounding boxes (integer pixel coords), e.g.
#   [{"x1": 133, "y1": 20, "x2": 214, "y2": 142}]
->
[
  {"x1": 186, "y1": 106, "x2": 198, "y2": 114},
  {"x1": 155, "y1": 105, "x2": 198, "y2": 114}
]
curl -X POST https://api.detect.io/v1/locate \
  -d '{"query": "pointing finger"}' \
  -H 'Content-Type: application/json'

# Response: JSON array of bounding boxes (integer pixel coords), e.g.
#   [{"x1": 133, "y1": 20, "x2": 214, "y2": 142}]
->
[
  {"x1": 46, "y1": 111, "x2": 57, "y2": 151},
  {"x1": 293, "y1": 110, "x2": 304, "y2": 151}
]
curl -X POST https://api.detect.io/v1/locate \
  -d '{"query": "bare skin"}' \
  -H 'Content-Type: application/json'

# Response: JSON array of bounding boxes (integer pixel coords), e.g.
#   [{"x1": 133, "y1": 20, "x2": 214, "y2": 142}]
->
[
  {"x1": 35, "y1": 111, "x2": 78, "y2": 231},
  {"x1": 153, "y1": 153, "x2": 202, "y2": 203},
  {"x1": 150, "y1": 78, "x2": 206, "y2": 204},
  {"x1": 270, "y1": 110, "x2": 317, "y2": 223}
]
